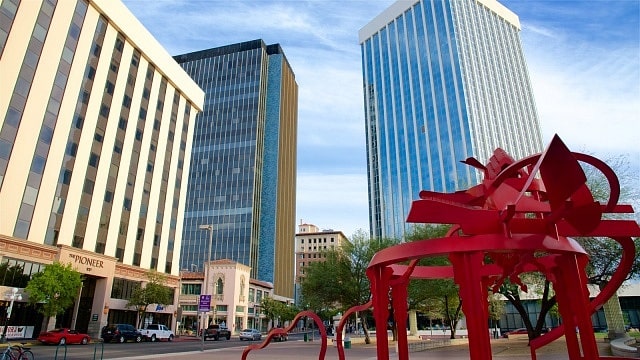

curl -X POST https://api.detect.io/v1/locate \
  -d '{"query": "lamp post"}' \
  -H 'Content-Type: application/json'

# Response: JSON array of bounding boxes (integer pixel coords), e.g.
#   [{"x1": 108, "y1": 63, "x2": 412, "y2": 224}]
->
[
  {"x1": 1, "y1": 288, "x2": 23, "y2": 343},
  {"x1": 198, "y1": 224, "x2": 213, "y2": 351}
]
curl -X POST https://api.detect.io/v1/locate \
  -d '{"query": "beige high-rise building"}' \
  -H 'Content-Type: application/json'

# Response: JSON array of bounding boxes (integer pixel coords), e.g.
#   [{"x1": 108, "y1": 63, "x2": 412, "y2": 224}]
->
[
  {"x1": 0, "y1": 0, "x2": 203, "y2": 339},
  {"x1": 294, "y1": 223, "x2": 349, "y2": 304}
]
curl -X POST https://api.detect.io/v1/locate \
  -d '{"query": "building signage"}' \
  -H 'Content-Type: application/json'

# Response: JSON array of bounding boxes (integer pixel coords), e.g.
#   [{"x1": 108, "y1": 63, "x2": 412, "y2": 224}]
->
[
  {"x1": 0, "y1": 326, "x2": 25, "y2": 339},
  {"x1": 68, "y1": 253, "x2": 104, "y2": 273},
  {"x1": 198, "y1": 295, "x2": 211, "y2": 312},
  {"x1": 68, "y1": 253, "x2": 104, "y2": 268}
]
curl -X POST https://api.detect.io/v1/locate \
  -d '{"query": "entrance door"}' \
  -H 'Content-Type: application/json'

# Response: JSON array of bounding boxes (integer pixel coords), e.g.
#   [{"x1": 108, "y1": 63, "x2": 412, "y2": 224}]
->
[{"x1": 59, "y1": 276, "x2": 96, "y2": 333}]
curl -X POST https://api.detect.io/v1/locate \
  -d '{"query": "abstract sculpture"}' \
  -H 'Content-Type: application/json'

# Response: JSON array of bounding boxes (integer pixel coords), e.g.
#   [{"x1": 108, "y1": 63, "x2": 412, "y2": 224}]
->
[
  {"x1": 242, "y1": 135, "x2": 639, "y2": 359},
  {"x1": 365, "y1": 135, "x2": 639, "y2": 359}
]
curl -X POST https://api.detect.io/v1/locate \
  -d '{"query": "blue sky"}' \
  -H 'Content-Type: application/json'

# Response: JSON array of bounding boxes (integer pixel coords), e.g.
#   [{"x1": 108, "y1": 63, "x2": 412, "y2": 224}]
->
[{"x1": 122, "y1": 0, "x2": 639, "y2": 237}]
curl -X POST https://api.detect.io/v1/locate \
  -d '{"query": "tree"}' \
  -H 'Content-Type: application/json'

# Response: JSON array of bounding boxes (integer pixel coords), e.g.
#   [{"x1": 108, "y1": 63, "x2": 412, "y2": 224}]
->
[
  {"x1": 498, "y1": 273, "x2": 556, "y2": 341},
  {"x1": 25, "y1": 261, "x2": 82, "y2": 332},
  {"x1": 260, "y1": 297, "x2": 297, "y2": 328},
  {"x1": 488, "y1": 293, "x2": 505, "y2": 339},
  {"x1": 300, "y1": 229, "x2": 398, "y2": 344},
  {"x1": 259, "y1": 298, "x2": 299, "y2": 329},
  {"x1": 281, "y1": 302, "x2": 300, "y2": 325},
  {"x1": 405, "y1": 225, "x2": 464, "y2": 339},
  {"x1": 127, "y1": 271, "x2": 173, "y2": 328}
]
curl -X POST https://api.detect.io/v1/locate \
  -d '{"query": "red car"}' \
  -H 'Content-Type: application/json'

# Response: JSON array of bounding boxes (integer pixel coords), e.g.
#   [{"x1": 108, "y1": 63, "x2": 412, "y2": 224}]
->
[{"x1": 38, "y1": 328, "x2": 91, "y2": 345}]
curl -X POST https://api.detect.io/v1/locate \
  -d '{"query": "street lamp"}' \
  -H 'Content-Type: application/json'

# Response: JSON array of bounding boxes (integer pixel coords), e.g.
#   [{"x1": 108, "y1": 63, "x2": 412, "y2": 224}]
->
[
  {"x1": 1, "y1": 288, "x2": 23, "y2": 343},
  {"x1": 198, "y1": 224, "x2": 214, "y2": 351}
]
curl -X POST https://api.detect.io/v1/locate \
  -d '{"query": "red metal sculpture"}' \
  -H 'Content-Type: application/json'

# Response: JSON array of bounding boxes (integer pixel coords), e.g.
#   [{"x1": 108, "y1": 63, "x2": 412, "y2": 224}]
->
[
  {"x1": 366, "y1": 135, "x2": 639, "y2": 359},
  {"x1": 240, "y1": 135, "x2": 638, "y2": 360}
]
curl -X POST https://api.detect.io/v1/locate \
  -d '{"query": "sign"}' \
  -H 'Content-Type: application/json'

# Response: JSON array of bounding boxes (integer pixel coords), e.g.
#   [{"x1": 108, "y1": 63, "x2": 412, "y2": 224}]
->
[
  {"x1": 92, "y1": 314, "x2": 98, "y2": 321},
  {"x1": 0, "y1": 326, "x2": 25, "y2": 339},
  {"x1": 198, "y1": 295, "x2": 211, "y2": 312},
  {"x1": 68, "y1": 253, "x2": 104, "y2": 270}
]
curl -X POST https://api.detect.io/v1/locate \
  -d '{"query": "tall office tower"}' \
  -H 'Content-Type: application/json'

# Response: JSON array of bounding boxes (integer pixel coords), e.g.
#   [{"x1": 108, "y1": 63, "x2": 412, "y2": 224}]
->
[
  {"x1": 359, "y1": 0, "x2": 543, "y2": 239},
  {"x1": 0, "y1": 0, "x2": 203, "y2": 336},
  {"x1": 175, "y1": 40, "x2": 298, "y2": 298}
]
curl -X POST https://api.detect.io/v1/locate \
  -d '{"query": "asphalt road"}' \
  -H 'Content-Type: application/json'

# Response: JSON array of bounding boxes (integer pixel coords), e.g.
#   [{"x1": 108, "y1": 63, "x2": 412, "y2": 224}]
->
[{"x1": 20, "y1": 332, "x2": 618, "y2": 360}]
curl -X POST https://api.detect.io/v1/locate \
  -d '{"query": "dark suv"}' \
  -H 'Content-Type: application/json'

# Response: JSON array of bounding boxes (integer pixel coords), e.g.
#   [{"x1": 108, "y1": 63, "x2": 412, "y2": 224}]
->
[{"x1": 101, "y1": 324, "x2": 143, "y2": 343}]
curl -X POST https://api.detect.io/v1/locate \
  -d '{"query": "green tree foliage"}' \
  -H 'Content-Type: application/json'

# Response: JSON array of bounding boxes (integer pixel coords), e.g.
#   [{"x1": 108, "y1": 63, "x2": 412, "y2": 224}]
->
[
  {"x1": 405, "y1": 225, "x2": 463, "y2": 339},
  {"x1": 488, "y1": 292, "x2": 505, "y2": 338},
  {"x1": 260, "y1": 297, "x2": 281, "y2": 327},
  {"x1": 260, "y1": 297, "x2": 298, "y2": 328},
  {"x1": 25, "y1": 261, "x2": 82, "y2": 318},
  {"x1": 300, "y1": 229, "x2": 398, "y2": 344},
  {"x1": 127, "y1": 271, "x2": 173, "y2": 328}
]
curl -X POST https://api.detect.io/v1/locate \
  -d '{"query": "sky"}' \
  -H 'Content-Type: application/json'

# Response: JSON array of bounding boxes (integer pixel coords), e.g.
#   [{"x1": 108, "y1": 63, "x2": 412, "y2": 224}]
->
[{"x1": 122, "y1": 0, "x2": 640, "y2": 238}]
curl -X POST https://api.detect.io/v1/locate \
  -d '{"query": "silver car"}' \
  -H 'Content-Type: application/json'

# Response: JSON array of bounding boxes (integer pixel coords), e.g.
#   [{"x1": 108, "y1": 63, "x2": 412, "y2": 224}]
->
[{"x1": 239, "y1": 328, "x2": 262, "y2": 341}]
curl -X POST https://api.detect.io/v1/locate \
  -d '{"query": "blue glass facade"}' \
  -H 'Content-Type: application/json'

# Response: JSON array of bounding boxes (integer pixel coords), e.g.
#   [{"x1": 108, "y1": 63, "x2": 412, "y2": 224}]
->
[
  {"x1": 360, "y1": 0, "x2": 543, "y2": 239},
  {"x1": 175, "y1": 40, "x2": 297, "y2": 297}
]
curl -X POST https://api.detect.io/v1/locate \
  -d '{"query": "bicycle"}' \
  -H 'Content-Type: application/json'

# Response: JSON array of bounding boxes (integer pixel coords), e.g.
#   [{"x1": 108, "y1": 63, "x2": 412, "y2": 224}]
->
[{"x1": 0, "y1": 343, "x2": 34, "y2": 360}]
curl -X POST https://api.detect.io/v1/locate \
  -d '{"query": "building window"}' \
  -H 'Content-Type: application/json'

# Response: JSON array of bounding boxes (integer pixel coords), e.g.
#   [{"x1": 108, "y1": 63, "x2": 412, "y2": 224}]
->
[
  {"x1": 89, "y1": 152, "x2": 99, "y2": 167},
  {"x1": 111, "y1": 277, "x2": 140, "y2": 300},
  {"x1": 181, "y1": 283, "x2": 201, "y2": 295},
  {"x1": 0, "y1": 258, "x2": 44, "y2": 288},
  {"x1": 83, "y1": 179, "x2": 94, "y2": 194},
  {"x1": 215, "y1": 278, "x2": 224, "y2": 295}
]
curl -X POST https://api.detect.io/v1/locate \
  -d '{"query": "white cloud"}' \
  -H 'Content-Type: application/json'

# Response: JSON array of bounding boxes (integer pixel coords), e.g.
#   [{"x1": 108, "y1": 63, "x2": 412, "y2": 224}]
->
[
  {"x1": 124, "y1": 0, "x2": 639, "y2": 238},
  {"x1": 524, "y1": 34, "x2": 640, "y2": 157}
]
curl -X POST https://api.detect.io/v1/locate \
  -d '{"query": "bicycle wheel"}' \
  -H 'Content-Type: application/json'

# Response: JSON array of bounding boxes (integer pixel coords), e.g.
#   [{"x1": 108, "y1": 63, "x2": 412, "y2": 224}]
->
[
  {"x1": 18, "y1": 351, "x2": 33, "y2": 360},
  {"x1": 0, "y1": 350, "x2": 12, "y2": 360}
]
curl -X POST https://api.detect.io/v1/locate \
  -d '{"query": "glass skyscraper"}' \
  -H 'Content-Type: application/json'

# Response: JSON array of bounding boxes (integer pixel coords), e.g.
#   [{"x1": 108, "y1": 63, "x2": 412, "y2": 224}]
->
[
  {"x1": 175, "y1": 40, "x2": 297, "y2": 298},
  {"x1": 360, "y1": 0, "x2": 544, "y2": 239}
]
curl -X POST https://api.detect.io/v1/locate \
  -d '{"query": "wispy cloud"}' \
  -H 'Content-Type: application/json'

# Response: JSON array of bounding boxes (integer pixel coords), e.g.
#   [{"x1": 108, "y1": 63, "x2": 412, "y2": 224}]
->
[{"x1": 124, "y1": 0, "x2": 639, "y2": 237}]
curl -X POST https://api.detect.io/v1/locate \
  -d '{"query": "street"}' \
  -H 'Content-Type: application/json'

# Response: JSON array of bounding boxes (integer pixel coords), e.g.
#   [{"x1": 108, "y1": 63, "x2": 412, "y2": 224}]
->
[{"x1": 20, "y1": 332, "x2": 616, "y2": 360}]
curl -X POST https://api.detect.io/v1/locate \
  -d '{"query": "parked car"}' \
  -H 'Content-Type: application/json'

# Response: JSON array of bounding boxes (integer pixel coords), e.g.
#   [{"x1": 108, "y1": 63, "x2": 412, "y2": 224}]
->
[
  {"x1": 502, "y1": 328, "x2": 528, "y2": 338},
  {"x1": 138, "y1": 324, "x2": 174, "y2": 342},
  {"x1": 272, "y1": 331, "x2": 288, "y2": 342},
  {"x1": 204, "y1": 324, "x2": 231, "y2": 341},
  {"x1": 38, "y1": 328, "x2": 90, "y2": 345},
  {"x1": 239, "y1": 328, "x2": 262, "y2": 341},
  {"x1": 101, "y1": 324, "x2": 143, "y2": 343}
]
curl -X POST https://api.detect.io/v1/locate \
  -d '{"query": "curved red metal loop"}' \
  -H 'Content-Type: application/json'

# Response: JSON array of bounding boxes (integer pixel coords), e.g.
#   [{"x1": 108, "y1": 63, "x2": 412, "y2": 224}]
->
[
  {"x1": 335, "y1": 300, "x2": 373, "y2": 360},
  {"x1": 241, "y1": 310, "x2": 328, "y2": 360}
]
